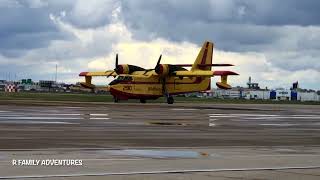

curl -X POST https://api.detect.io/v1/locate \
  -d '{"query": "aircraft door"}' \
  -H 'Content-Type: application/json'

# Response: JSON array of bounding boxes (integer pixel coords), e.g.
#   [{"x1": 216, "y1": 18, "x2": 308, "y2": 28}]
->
[{"x1": 174, "y1": 78, "x2": 181, "y2": 90}]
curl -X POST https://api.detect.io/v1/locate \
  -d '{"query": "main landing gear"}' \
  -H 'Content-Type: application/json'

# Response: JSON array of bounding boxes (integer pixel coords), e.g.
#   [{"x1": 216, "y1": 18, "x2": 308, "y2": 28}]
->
[
  {"x1": 140, "y1": 99, "x2": 146, "y2": 103},
  {"x1": 113, "y1": 96, "x2": 119, "y2": 103},
  {"x1": 161, "y1": 79, "x2": 174, "y2": 104},
  {"x1": 166, "y1": 96, "x2": 174, "y2": 104}
]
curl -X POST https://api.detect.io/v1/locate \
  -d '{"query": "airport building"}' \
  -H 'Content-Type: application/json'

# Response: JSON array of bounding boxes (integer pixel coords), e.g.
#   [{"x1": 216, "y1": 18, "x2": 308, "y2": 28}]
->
[{"x1": 208, "y1": 78, "x2": 320, "y2": 102}]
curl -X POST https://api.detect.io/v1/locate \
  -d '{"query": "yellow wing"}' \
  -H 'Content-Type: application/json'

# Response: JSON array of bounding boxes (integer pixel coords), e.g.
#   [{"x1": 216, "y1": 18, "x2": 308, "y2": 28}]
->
[
  {"x1": 79, "y1": 71, "x2": 117, "y2": 77},
  {"x1": 174, "y1": 70, "x2": 238, "y2": 77},
  {"x1": 78, "y1": 71, "x2": 117, "y2": 89},
  {"x1": 174, "y1": 70, "x2": 214, "y2": 77}
]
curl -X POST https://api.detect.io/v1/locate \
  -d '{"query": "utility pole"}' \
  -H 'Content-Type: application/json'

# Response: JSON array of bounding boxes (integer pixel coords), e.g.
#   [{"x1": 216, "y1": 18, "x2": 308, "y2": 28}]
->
[{"x1": 55, "y1": 64, "x2": 57, "y2": 83}]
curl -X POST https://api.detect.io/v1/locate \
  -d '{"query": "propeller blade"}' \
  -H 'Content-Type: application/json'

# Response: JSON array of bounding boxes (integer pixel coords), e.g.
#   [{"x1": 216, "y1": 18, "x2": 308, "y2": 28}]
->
[
  {"x1": 143, "y1": 69, "x2": 153, "y2": 75},
  {"x1": 107, "y1": 70, "x2": 115, "y2": 78},
  {"x1": 115, "y1": 54, "x2": 118, "y2": 67},
  {"x1": 143, "y1": 55, "x2": 162, "y2": 75},
  {"x1": 156, "y1": 54, "x2": 162, "y2": 66}
]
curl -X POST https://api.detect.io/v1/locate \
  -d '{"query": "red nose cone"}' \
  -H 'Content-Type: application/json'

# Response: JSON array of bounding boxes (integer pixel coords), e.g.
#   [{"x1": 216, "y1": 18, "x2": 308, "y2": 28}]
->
[
  {"x1": 159, "y1": 65, "x2": 163, "y2": 74},
  {"x1": 117, "y1": 65, "x2": 123, "y2": 74}
]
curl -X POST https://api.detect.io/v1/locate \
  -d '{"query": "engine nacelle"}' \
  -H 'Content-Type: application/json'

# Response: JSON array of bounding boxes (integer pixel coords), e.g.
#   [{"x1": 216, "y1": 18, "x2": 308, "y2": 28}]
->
[
  {"x1": 115, "y1": 64, "x2": 145, "y2": 74},
  {"x1": 155, "y1": 64, "x2": 185, "y2": 77},
  {"x1": 155, "y1": 64, "x2": 170, "y2": 76}
]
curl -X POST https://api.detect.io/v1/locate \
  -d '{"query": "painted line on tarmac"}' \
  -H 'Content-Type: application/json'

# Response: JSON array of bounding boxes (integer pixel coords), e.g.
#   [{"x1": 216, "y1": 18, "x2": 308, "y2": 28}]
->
[
  {"x1": 171, "y1": 108, "x2": 197, "y2": 111},
  {"x1": 89, "y1": 114, "x2": 108, "y2": 116},
  {"x1": 247, "y1": 117, "x2": 320, "y2": 119},
  {"x1": 0, "y1": 120, "x2": 79, "y2": 124},
  {"x1": 209, "y1": 114, "x2": 280, "y2": 117},
  {"x1": 59, "y1": 106, "x2": 84, "y2": 109},
  {"x1": 90, "y1": 117, "x2": 110, "y2": 120},
  {"x1": 0, "y1": 166, "x2": 320, "y2": 179},
  {"x1": 0, "y1": 117, "x2": 82, "y2": 120}
]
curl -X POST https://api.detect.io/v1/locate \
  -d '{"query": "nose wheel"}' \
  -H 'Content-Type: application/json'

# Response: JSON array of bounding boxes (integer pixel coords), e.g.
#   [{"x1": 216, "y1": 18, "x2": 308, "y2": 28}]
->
[
  {"x1": 113, "y1": 96, "x2": 119, "y2": 103},
  {"x1": 140, "y1": 99, "x2": 146, "y2": 103}
]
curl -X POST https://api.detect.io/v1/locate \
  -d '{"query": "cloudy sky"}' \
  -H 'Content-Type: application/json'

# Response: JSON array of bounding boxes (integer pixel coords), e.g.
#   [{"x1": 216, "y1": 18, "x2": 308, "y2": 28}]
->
[{"x1": 0, "y1": 0, "x2": 319, "y2": 90}]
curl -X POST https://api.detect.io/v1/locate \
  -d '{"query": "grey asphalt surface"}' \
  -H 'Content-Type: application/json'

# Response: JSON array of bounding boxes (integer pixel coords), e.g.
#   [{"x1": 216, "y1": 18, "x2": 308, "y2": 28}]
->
[{"x1": 0, "y1": 102, "x2": 319, "y2": 179}]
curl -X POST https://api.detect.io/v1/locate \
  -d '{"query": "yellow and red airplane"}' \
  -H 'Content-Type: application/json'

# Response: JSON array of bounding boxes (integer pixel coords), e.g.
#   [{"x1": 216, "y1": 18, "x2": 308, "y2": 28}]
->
[{"x1": 79, "y1": 41, "x2": 238, "y2": 104}]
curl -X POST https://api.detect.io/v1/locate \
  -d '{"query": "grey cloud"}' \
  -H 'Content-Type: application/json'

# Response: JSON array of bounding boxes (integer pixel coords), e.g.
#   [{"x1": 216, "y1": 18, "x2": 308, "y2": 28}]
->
[
  {"x1": 119, "y1": 0, "x2": 320, "y2": 74},
  {"x1": 0, "y1": 0, "x2": 319, "y2": 89},
  {"x1": 0, "y1": 1, "x2": 73, "y2": 57},
  {"x1": 120, "y1": 0, "x2": 320, "y2": 49}
]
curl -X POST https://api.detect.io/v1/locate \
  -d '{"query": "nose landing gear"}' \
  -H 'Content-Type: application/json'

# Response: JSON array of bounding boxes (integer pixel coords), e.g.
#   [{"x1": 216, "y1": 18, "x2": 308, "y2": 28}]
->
[{"x1": 166, "y1": 96, "x2": 174, "y2": 104}]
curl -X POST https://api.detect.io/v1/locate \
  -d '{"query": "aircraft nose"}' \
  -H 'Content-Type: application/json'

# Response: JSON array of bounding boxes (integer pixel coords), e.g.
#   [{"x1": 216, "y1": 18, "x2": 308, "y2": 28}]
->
[{"x1": 109, "y1": 80, "x2": 119, "y2": 85}]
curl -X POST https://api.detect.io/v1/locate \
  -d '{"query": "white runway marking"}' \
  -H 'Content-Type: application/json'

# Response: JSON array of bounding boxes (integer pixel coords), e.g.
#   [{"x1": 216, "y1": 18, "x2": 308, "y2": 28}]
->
[
  {"x1": 0, "y1": 117, "x2": 82, "y2": 120},
  {"x1": 209, "y1": 119, "x2": 217, "y2": 127},
  {"x1": 60, "y1": 106, "x2": 83, "y2": 109},
  {"x1": 209, "y1": 114, "x2": 280, "y2": 117},
  {"x1": 0, "y1": 120, "x2": 78, "y2": 124},
  {"x1": 260, "y1": 123, "x2": 300, "y2": 127},
  {"x1": 171, "y1": 108, "x2": 197, "y2": 111},
  {"x1": 247, "y1": 116, "x2": 320, "y2": 120},
  {"x1": 0, "y1": 166, "x2": 319, "y2": 179},
  {"x1": 90, "y1": 117, "x2": 110, "y2": 120},
  {"x1": 2, "y1": 113, "x2": 83, "y2": 116},
  {"x1": 210, "y1": 115, "x2": 237, "y2": 118},
  {"x1": 209, "y1": 113, "x2": 320, "y2": 120},
  {"x1": 90, "y1": 114, "x2": 108, "y2": 116}
]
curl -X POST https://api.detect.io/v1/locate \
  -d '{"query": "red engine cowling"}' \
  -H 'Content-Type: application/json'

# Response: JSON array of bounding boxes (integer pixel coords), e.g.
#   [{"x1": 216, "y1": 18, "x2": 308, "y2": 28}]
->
[
  {"x1": 155, "y1": 64, "x2": 170, "y2": 76},
  {"x1": 155, "y1": 64, "x2": 185, "y2": 77},
  {"x1": 115, "y1": 64, "x2": 145, "y2": 74}
]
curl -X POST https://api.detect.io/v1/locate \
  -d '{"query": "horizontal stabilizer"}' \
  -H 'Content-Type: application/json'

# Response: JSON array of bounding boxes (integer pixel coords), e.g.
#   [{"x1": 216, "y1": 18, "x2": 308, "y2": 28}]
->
[
  {"x1": 173, "y1": 64, "x2": 234, "y2": 67},
  {"x1": 216, "y1": 82, "x2": 232, "y2": 89},
  {"x1": 213, "y1": 71, "x2": 239, "y2": 76},
  {"x1": 80, "y1": 82, "x2": 95, "y2": 89},
  {"x1": 200, "y1": 64, "x2": 234, "y2": 67}
]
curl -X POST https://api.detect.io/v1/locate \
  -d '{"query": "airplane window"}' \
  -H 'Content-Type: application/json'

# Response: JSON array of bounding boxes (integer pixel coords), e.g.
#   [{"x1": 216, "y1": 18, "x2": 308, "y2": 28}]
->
[{"x1": 123, "y1": 76, "x2": 132, "y2": 81}]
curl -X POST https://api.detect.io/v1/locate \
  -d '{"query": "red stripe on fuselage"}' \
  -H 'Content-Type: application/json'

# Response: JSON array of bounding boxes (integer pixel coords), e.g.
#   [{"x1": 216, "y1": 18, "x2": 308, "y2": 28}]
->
[
  {"x1": 199, "y1": 42, "x2": 209, "y2": 70},
  {"x1": 118, "y1": 77, "x2": 203, "y2": 85},
  {"x1": 110, "y1": 87, "x2": 161, "y2": 100}
]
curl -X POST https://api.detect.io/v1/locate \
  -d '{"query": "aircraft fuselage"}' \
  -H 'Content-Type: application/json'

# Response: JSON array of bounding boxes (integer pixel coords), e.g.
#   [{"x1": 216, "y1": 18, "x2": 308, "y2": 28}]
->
[{"x1": 109, "y1": 75, "x2": 210, "y2": 100}]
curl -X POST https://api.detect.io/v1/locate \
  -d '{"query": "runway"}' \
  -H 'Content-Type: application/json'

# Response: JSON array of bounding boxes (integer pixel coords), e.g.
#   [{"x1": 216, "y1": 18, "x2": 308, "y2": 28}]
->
[{"x1": 0, "y1": 102, "x2": 319, "y2": 179}]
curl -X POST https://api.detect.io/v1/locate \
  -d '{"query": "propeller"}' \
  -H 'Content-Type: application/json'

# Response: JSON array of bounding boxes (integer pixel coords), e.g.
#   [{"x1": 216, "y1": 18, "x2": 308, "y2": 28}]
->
[
  {"x1": 107, "y1": 54, "x2": 119, "y2": 78},
  {"x1": 143, "y1": 54, "x2": 162, "y2": 75},
  {"x1": 114, "y1": 54, "x2": 119, "y2": 72}
]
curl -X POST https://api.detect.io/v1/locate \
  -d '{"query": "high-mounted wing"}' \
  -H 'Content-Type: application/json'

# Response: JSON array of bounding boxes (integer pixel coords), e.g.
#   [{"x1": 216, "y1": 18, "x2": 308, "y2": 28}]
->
[
  {"x1": 173, "y1": 70, "x2": 238, "y2": 77},
  {"x1": 79, "y1": 71, "x2": 117, "y2": 77},
  {"x1": 78, "y1": 70, "x2": 118, "y2": 89}
]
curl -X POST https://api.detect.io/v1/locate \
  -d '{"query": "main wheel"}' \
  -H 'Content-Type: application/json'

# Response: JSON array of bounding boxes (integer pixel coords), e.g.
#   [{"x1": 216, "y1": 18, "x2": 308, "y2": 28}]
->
[
  {"x1": 113, "y1": 96, "x2": 119, "y2": 103},
  {"x1": 140, "y1": 99, "x2": 146, "y2": 103},
  {"x1": 167, "y1": 96, "x2": 174, "y2": 104}
]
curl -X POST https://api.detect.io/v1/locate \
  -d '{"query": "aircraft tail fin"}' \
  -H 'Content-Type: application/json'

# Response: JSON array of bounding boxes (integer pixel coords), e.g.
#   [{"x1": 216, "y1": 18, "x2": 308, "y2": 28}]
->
[{"x1": 191, "y1": 41, "x2": 214, "y2": 71}]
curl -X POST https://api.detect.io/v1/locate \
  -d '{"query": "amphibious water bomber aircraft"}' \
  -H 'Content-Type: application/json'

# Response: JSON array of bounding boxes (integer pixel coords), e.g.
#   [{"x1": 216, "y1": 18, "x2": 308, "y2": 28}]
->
[{"x1": 79, "y1": 41, "x2": 239, "y2": 104}]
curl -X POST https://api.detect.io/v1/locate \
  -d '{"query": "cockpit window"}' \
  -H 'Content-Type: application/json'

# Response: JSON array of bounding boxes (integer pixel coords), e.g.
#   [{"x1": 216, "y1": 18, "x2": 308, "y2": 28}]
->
[
  {"x1": 117, "y1": 76, "x2": 132, "y2": 81},
  {"x1": 110, "y1": 76, "x2": 132, "y2": 85}
]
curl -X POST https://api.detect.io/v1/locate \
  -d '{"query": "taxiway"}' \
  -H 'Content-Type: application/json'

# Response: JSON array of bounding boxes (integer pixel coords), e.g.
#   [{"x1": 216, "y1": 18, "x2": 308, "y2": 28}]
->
[{"x1": 0, "y1": 102, "x2": 319, "y2": 179}]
